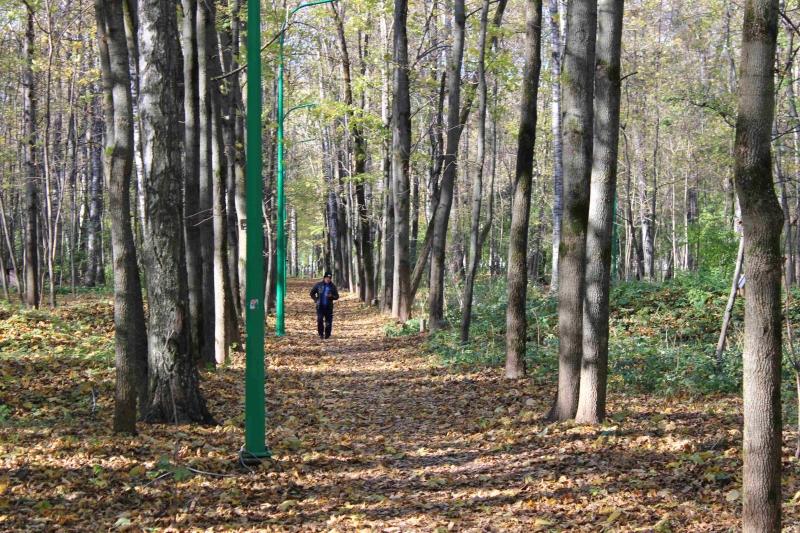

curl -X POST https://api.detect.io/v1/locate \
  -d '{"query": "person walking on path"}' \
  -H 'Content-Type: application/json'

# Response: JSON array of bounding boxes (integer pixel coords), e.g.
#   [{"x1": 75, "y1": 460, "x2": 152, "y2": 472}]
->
[{"x1": 310, "y1": 272, "x2": 339, "y2": 339}]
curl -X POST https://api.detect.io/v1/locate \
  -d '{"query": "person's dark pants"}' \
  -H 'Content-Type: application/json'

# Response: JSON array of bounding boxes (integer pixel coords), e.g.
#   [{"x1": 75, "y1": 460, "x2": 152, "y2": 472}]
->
[{"x1": 317, "y1": 306, "x2": 333, "y2": 338}]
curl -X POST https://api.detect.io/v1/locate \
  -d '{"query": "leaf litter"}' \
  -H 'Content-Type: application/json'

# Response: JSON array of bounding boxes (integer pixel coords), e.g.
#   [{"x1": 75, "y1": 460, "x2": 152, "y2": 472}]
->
[{"x1": 1, "y1": 280, "x2": 800, "y2": 531}]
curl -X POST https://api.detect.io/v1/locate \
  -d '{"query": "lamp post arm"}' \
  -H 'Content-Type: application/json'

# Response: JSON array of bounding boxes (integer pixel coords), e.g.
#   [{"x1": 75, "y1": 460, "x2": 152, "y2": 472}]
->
[
  {"x1": 291, "y1": 0, "x2": 335, "y2": 16},
  {"x1": 283, "y1": 102, "x2": 318, "y2": 121}
]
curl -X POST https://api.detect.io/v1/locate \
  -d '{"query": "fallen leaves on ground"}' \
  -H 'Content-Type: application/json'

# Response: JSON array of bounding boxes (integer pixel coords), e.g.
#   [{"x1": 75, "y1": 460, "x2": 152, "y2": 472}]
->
[{"x1": 1, "y1": 280, "x2": 800, "y2": 532}]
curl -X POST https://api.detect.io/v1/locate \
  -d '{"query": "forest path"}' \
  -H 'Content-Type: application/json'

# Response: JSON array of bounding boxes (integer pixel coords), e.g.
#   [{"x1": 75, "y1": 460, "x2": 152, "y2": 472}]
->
[
  {"x1": 260, "y1": 278, "x2": 542, "y2": 531},
  {"x1": 253, "y1": 279, "x2": 748, "y2": 532}
]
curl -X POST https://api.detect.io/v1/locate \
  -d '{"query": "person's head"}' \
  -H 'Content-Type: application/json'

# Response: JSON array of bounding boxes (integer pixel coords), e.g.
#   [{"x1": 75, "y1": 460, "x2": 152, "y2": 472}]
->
[{"x1": 323, "y1": 272, "x2": 332, "y2": 282}]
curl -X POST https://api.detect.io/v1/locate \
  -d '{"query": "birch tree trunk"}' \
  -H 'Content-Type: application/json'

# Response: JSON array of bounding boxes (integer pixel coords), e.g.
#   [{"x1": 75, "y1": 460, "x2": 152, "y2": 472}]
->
[
  {"x1": 575, "y1": 0, "x2": 623, "y2": 424},
  {"x1": 505, "y1": 0, "x2": 543, "y2": 378},
  {"x1": 547, "y1": 0, "x2": 597, "y2": 419},
  {"x1": 735, "y1": 0, "x2": 783, "y2": 529}
]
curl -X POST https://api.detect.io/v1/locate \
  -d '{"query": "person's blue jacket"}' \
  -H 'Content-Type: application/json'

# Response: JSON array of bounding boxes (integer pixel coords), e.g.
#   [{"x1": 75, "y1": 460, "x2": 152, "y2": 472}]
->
[{"x1": 310, "y1": 280, "x2": 339, "y2": 309}]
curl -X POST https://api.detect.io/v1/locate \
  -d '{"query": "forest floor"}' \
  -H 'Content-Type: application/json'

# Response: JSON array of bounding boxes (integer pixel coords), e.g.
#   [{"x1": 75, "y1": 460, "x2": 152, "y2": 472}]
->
[{"x1": 2, "y1": 279, "x2": 800, "y2": 532}]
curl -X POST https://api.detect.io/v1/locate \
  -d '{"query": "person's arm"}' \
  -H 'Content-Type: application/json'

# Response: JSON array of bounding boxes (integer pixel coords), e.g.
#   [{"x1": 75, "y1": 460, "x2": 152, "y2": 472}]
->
[
  {"x1": 331, "y1": 285, "x2": 339, "y2": 300},
  {"x1": 310, "y1": 284, "x2": 318, "y2": 301}
]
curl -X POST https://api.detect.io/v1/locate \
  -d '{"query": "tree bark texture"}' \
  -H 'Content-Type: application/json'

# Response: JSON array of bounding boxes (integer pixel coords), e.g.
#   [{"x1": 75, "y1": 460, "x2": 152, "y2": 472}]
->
[
  {"x1": 575, "y1": 0, "x2": 623, "y2": 424},
  {"x1": 549, "y1": 0, "x2": 597, "y2": 420},
  {"x1": 548, "y1": 0, "x2": 563, "y2": 294},
  {"x1": 392, "y1": 0, "x2": 412, "y2": 321},
  {"x1": 181, "y1": 0, "x2": 204, "y2": 361},
  {"x1": 203, "y1": 0, "x2": 232, "y2": 365},
  {"x1": 23, "y1": 5, "x2": 39, "y2": 310},
  {"x1": 505, "y1": 0, "x2": 543, "y2": 378},
  {"x1": 96, "y1": 0, "x2": 149, "y2": 433},
  {"x1": 461, "y1": 0, "x2": 496, "y2": 343},
  {"x1": 333, "y1": 6, "x2": 374, "y2": 303},
  {"x1": 197, "y1": 0, "x2": 216, "y2": 367},
  {"x1": 429, "y1": 0, "x2": 466, "y2": 328},
  {"x1": 734, "y1": 0, "x2": 783, "y2": 529},
  {"x1": 137, "y1": 0, "x2": 214, "y2": 424}
]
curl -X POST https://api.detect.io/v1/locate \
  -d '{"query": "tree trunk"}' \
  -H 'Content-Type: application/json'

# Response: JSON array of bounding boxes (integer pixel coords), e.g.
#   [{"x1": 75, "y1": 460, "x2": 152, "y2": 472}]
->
[
  {"x1": 197, "y1": 0, "x2": 216, "y2": 367},
  {"x1": 95, "y1": 0, "x2": 149, "y2": 432},
  {"x1": 391, "y1": 0, "x2": 412, "y2": 322},
  {"x1": 429, "y1": 0, "x2": 466, "y2": 328},
  {"x1": 547, "y1": 0, "x2": 597, "y2": 419},
  {"x1": 634, "y1": 125, "x2": 654, "y2": 280},
  {"x1": 85, "y1": 119, "x2": 103, "y2": 287},
  {"x1": 23, "y1": 5, "x2": 39, "y2": 310},
  {"x1": 181, "y1": 0, "x2": 203, "y2": 362},
  {"x1": 461, "y1": 0, "x2": 495, "y2": 342},
  {"x1": 232, "y1": 0, "x2": 247, "y2": 318},
  {"x1": 716, "y1": 235, "x2": 744, "y2": 362},
  {"x1": 204, "y1": 0, "x2": 233, "y2": 365},
  {"x1": 548, "y1": 0, "x2": 564, "y2": 294},
  {"x1": 735, "y1": 0, "x2": 783, "y2": 529},
  {"x1": 505, "y1": 0, "x2": 543, "y2": 377},
  {"x1": 575, "y1": 0, "x2": 623, "y2": 424},
  {"x1": 379, "y1": 14, "x2": 394, "y2": 314},
  {"x1": 333, "y1": 6, "x2": 374, "y2": 303},
  {"x1": 137, "y1": 0, "x2": 214, "y2": 424}
]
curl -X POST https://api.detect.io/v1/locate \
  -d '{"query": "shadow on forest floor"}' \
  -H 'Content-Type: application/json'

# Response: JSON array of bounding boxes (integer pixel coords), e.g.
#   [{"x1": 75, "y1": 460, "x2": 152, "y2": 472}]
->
[{"x1": 0, "y1": 279, "x2": 798, "y2": 532}]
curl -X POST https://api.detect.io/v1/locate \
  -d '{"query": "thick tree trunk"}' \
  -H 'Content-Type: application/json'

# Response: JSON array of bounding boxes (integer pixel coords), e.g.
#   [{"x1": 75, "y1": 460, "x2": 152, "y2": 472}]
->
[
  {"x1": 735, "y1": 0, "x2": 782, "y2": 530},
  {"x1": 181, "y1": 0, "x2": 203, "y2": 361},
  {"x1": 95, "y1": 0, "x2": 149, "y2": 432},
  {"x1": 429, "y1": 0, "x2": 466, "y2": 328},
  {"x1": 391, "y1": 0, "x2": 412, "y2": 321},
  {"x1": 23, "y1": 5, "x2": 39, "y2": 310},
  {"x1": 575, "y1": 0, "x2": 623, "y2": 424},
  {"x1": 138, "y1": 0, "x2": 214, "y2": 424},
  {"x1": 547, "y1": 0, "x2": 597, "y2": 419},
  {"x1": 505, "y1": 0, "x2": 543, "y2": 378}
]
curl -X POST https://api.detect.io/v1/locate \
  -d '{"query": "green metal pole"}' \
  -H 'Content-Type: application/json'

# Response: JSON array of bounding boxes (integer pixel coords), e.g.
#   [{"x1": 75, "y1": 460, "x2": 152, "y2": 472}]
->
[
  {"x1": 275, "y1": 1, "x2": 331, "y2": 336},
  {"x1": 244, "y1": 0, "x2": 267, "y2": 457},
  {"x1": 276, "y1": 26, "x2": 286, "y2": 336}
]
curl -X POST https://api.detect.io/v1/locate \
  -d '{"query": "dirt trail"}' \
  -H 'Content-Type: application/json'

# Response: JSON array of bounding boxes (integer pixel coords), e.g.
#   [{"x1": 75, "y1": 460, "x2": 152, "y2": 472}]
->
[{"x1": 252, "y1": 280, "x2": 750, "y2": 532}]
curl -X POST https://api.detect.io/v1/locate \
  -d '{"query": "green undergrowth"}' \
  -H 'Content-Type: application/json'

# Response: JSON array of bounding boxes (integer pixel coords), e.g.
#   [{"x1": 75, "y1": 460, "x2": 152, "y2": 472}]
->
[
  {"x1": 385, "y1": 272, "x2": 782, "y2": 398},
  {"x1": 0, "y1": 289, "x2": 115, "y2": 364}
]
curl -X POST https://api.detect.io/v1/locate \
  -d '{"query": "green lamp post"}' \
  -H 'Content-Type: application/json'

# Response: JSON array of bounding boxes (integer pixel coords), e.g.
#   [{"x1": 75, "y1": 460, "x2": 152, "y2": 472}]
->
[
  {"x1": 243, "y1": 0, "x2": 332, "y2": 458},
  {"x1": 243, "y1": 0, "x2": 268, "y2": 459},
  {"x1": 276, "y1": 0, "x2": 333, "y2": 337}
]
